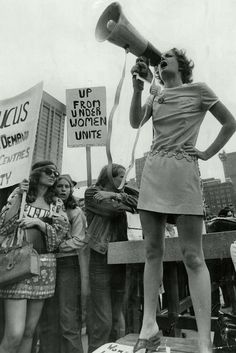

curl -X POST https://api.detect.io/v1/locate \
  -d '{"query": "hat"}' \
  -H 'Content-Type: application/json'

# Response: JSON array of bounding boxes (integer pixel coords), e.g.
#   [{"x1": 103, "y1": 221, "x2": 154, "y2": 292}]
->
[
  {"x1": 57, "y1": 174, "x2": 77, "y2": 188},
  {"x1": 32, "y1": 160, "x2": 56, "y2": 170}
]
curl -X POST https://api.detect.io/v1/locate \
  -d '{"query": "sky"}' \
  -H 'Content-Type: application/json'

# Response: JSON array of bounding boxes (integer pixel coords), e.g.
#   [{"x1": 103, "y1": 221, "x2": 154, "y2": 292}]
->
[{"x1": 0, "y1": 0, "x2": 236, "y2": 184}]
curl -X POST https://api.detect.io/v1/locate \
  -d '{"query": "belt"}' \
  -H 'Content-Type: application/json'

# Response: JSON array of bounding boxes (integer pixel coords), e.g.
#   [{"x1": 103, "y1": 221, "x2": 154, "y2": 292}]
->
[{"x1": 149, "y1": 149, "x2": 198, "y2": 162}]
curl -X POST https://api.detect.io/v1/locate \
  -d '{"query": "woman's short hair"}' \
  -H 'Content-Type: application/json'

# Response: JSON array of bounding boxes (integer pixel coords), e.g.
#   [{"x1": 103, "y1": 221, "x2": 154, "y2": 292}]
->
[
  {"x1": 27, "y1": 160, "x2": 58, "y2": 204},
  {"x1": 156, "y1": 48, "x2": 194, "y2": 85},
  {"x1": 96, "y1": 163, "x2": 125, "y2": 187}
]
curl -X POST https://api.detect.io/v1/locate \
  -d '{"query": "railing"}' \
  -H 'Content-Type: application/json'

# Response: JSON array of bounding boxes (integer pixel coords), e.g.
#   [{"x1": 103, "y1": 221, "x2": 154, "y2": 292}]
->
[{"x1": 108, "y1": 231, "x2": 236, "y2": 340}]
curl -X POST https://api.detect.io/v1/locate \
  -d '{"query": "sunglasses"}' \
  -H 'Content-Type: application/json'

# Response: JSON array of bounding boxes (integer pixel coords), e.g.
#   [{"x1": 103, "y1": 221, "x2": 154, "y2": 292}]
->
[{"x1": 43, "y1": 168, "x2": 60, "y2": 177}]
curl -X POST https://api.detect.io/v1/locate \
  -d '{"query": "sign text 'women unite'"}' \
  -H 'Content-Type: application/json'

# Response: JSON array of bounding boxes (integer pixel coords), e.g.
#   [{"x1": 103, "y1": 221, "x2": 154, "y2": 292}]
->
[{"x1": 66, "y1": 86, "x2": 107, "y2": 147}]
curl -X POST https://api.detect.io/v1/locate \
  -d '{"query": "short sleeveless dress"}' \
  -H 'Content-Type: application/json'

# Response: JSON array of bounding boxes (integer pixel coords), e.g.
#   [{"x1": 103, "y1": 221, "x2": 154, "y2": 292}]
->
[
  {"x1": 138, "y1": 82, "x2": 219, "y2": 215},
  {"x1": 0, "y1": 192, "x2": 69, "y2": 299}
]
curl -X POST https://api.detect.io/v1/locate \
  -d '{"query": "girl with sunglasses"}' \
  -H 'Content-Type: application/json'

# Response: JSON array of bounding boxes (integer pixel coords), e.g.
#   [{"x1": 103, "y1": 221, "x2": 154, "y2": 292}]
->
[
  {"x1": 0, "y1": 160, "x2": 69, "y2": 353},
  {"x1": 38, "y1": 174, "x2": 88, "y2": 353}
]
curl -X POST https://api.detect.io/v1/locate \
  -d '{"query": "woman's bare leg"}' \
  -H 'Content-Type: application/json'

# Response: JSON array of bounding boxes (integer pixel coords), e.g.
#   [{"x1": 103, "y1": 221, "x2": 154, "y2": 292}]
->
[
  {"x1": 139, "y1": 211, "x2": 166, "y2": 339},
  {"x1": 18, "y1": 299, "x2": 44, "y2": 353},
  {"x1": 177, "y1": 215, "x2": 212, "y2": 353},
  {"x1": 0, "y1": 299, "x2": 27, "y2": 353}
]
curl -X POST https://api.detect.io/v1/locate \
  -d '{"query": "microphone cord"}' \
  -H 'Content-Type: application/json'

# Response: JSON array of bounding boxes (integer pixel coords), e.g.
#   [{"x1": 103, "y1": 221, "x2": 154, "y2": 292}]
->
[{"x1": 106, "y1": 50, "x2": 156, "y2": 191}]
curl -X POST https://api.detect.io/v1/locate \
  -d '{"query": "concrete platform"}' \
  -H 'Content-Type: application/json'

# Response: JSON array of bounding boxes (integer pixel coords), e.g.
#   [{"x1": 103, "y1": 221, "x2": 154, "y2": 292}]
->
[{"x1": 116, "y1": 333, "x2": 198, "y2": 353}]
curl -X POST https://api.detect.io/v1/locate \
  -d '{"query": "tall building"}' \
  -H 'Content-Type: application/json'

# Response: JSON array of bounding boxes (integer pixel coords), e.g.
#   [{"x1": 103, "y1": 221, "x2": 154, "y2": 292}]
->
[
  {"x1": 0, "y1": 91, "x2": 66, "y2": 210},
  {"x1": 202, "y1": 177, "x2": 236, "y2": 216},
  {"x1": 219, "y1": 151, "x2": 236, "y2": 192},
  {"x1": 32, "y1": 91, "x2": 66, "y2": 172}
]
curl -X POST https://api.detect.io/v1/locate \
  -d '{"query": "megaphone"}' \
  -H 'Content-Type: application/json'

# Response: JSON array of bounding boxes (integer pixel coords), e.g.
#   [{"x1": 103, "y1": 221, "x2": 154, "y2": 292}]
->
[{"x1": 95, "y1": 2, "x2": 161, "y2": 66}]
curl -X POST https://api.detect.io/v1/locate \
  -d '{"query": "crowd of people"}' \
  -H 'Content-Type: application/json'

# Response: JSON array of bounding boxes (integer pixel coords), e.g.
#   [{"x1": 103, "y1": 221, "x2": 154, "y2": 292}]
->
[
  {"x1": 0, "y1": 161, "x2": 138, "y2": 353},
  {"x1": 206, "y1": 206, "x2": 236, "y2": 316},
  {"x1": 0, "y1": 47, "x2": 236, "y2": 353}
]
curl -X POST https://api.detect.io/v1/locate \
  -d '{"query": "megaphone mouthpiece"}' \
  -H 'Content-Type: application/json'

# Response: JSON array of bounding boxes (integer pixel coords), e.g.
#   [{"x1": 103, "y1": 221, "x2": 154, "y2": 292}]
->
[{"x1": 95, "y1": 2, "x2": 161, "y2": 66}]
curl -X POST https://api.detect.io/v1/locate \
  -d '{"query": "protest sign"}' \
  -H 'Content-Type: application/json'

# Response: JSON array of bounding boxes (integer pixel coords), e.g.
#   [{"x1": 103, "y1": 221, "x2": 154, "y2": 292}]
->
[
  {"x1": 66, "y1": 86, "x2": 107, "y2": 147},
  {"x1": 0, "y1": 82, "x2": 43, "y2": 188}
]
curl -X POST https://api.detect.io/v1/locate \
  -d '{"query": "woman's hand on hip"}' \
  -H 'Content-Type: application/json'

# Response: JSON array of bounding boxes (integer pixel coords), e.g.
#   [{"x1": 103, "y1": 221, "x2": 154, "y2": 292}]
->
[{"x1": 184, "y1": 145, "x2": 209, "y2": 160}]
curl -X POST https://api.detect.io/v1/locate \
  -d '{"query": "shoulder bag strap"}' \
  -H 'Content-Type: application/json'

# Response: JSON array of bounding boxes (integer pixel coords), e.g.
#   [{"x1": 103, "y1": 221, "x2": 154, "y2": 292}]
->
[{"x1": 16, "y1": 191, "x2": 27, "y2": 246}]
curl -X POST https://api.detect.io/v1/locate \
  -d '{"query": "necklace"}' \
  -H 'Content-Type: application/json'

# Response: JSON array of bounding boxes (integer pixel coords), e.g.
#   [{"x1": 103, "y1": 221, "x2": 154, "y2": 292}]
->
[
  {"x1": 157, "y1": 83, "x2": 185, "y2": 104},
  {"x1": 150, "y1": 84, "x2": 165, "y2": 104}
]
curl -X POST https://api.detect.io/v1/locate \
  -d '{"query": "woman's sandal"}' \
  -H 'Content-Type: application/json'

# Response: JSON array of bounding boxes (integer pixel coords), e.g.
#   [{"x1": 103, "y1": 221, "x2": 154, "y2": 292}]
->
[{"x1": 133, "y1": 333, "x2": 161, "y2": 353}]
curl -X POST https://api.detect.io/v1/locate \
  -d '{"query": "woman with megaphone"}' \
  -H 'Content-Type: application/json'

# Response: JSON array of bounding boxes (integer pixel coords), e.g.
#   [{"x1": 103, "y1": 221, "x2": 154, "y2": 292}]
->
[{"x1": 129, "y1": 49, "x2": 236, "y2": 353}]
